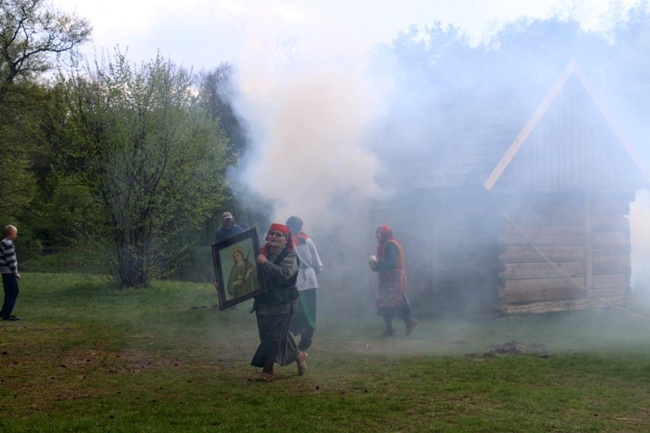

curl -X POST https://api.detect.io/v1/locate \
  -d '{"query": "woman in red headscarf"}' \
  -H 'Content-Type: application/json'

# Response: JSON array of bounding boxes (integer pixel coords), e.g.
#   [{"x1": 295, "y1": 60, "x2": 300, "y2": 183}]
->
[
  {"x1": 251, "y1": 223, "x2": 308, "y2": 381},
  {"x1": 369, "y1": 225, "x2": 417, "y2": 337}
]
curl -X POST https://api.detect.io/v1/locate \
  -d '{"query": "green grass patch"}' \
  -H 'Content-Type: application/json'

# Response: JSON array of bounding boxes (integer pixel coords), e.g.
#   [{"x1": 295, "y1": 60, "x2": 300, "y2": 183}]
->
[
  {"x1": 20, "y1": 250, "x2": 108, "y2": 274},
  {"x1": 2, "y1": 273, "x2": 650, "y2": 432}
]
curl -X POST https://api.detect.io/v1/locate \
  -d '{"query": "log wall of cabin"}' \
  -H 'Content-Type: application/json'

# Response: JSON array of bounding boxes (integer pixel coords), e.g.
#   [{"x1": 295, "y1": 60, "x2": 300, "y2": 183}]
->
[
  {"x1": 590, "y1": 198, "x2": 632, "y2": 300},
  {"x1": 431, "y1": 194, "x2": 501, "y2": 316},
  {"x1": 497, "y1": 193, "x2": 631, "y2": 314}
]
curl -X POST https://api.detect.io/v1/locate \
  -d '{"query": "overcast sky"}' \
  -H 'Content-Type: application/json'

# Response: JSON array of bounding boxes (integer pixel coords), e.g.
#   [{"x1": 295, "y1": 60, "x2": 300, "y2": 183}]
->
[{"x1": 55, "y1": 0, "x2": 641, "y2": 72}]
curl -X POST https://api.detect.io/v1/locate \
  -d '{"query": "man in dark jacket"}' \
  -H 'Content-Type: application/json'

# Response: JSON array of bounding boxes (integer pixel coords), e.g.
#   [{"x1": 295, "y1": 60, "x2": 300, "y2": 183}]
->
[{"x1": 215, "y1": 212, "x2": 244, "y2": 244}]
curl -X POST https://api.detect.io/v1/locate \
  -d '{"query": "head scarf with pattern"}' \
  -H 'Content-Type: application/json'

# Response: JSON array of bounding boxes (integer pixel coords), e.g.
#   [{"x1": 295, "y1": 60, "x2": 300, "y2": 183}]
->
[
  {"x1": 375, "y1": 224, "x2": 405, "y2": 270},
  {"x1": 260, "y1": 223, "x2": 294, "y2": 257},
  {"x1": 375, "y1": 225, "x2": 393, "y2": 255}
]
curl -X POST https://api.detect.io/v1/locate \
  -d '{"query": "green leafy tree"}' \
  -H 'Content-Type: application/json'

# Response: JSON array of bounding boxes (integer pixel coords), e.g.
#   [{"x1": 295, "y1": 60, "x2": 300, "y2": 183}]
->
[
  {"x1": 0, "y1": 107, "x2": 35, "y2": 223},
  {"x1": 197, "y1": 63, "x2": 248, "y2": 159},
  {"x1": 61, "y1": 50, "x2": 229, "y2": 287},
  {"x1": 195, "y1": 64, "x2": 268, "y2": 241},
  {"x1": 0, "y1": 80, "x2": 52, "y2": 252},
  {"x1": 27, "y1": 83, "x2": 101, "y2": 250},
  {"x1": 195, "y1": 63, "x2": 246, "y2": 240},
  {"x1": 0, "y1": 0, "x2": 90, "y2": 250}
]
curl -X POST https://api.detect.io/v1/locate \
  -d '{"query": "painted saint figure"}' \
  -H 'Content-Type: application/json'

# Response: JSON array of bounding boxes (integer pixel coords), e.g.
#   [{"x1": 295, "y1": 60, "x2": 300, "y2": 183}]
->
[{"x1": 227, "y1": 246, "x2": 258, "y2": 298}]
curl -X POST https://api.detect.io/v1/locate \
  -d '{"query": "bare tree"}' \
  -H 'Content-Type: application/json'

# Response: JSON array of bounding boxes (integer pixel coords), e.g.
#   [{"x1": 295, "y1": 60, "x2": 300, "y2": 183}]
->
[{"x1": 0, "y1": 0, "x2": 91, "y2": 96}]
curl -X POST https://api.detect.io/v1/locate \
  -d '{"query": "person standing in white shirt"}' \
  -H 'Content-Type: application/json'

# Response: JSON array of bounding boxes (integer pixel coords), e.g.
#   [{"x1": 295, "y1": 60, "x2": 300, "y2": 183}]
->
[{"x1": 286, "y1": 216, "x2": 323, "y2": 352}]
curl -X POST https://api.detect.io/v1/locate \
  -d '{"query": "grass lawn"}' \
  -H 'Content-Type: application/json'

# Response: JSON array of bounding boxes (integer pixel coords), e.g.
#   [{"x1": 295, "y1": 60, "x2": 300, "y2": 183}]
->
[{"x1": 2, "y1": 272, "x2": 650, "y2": 432}]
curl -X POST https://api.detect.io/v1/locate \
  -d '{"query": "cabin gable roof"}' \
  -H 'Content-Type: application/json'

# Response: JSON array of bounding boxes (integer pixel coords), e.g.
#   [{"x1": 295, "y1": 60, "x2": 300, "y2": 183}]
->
[
  {"x1": 485, "y1": 60, "x2": 650, "y2": 191},
  {"x1": 380, "y1": 61, "x2": 650, "y2": 192}
]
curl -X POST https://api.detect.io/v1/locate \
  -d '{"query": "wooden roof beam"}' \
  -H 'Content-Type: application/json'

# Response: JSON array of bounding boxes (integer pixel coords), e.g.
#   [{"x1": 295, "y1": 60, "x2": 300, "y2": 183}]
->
[
  {"x1": 484, "y1": 60, "x2": 650, "y2": 190},
  {"x1": 483, "y1": 60, "x2": 577, "y2": 191}
]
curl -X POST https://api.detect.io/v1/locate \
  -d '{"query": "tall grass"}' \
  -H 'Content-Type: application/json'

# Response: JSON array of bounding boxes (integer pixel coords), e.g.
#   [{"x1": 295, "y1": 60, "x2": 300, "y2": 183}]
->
[{"x1": 1, "y1": 273, "x2": 650, "y2": 432}]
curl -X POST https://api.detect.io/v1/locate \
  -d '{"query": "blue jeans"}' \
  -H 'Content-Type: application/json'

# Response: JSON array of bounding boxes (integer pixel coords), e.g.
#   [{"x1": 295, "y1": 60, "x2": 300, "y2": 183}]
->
[{"x1": 1, "y1": 273, "x2": 19, "y2": 319}]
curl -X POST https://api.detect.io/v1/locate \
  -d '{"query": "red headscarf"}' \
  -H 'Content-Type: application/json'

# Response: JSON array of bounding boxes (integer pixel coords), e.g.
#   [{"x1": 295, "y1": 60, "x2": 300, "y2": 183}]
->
[
  {"x1": 375, "y1": 225, "x2": 393, "y2": 255},
  {"x1": 260, "y1": 223, "x2": 294, "y2": 257},
  {"x1": 375, "y1": 224, "x2": 405, "y2": 270}
]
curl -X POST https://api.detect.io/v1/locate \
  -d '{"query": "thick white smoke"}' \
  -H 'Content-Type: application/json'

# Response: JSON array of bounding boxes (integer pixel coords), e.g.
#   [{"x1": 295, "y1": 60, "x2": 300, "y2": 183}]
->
[
  {"x1": 237, "y1": 65, "x2": 384, "y2": 229},
  {"x1": 231, "y1": 24, "x2": 391, "y2": 232}
]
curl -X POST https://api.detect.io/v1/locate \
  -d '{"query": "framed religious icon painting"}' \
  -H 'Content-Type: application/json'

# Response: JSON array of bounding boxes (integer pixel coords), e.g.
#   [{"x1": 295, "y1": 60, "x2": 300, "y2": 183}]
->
[{"x1": 212, "y1": 228, "x2": 266, "y2": 310}]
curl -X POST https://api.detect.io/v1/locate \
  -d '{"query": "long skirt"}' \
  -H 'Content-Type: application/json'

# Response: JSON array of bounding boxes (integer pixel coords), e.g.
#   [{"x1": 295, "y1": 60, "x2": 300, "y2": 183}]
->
[
  {"x1": 377, "y1": 294, "x2": 411, "y2": 321},
  {"x1": 251, "y1": 311, "x2": 298, "y2": 368},
  {"x1": 291, "y1": 289, "x2": 316, "y2": 332},
  {"x1": 375, "y1": 268, "x2": 406, "y2": 309},
  {"x1": 290, "y1": 289, "x2": 316, "y2": 351}
]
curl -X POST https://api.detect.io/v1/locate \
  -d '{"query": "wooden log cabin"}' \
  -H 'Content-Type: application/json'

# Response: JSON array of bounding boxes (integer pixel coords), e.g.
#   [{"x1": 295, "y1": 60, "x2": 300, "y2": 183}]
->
[{"x1": 371, "y1": 61, "x2": 650, "y2": 316}]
